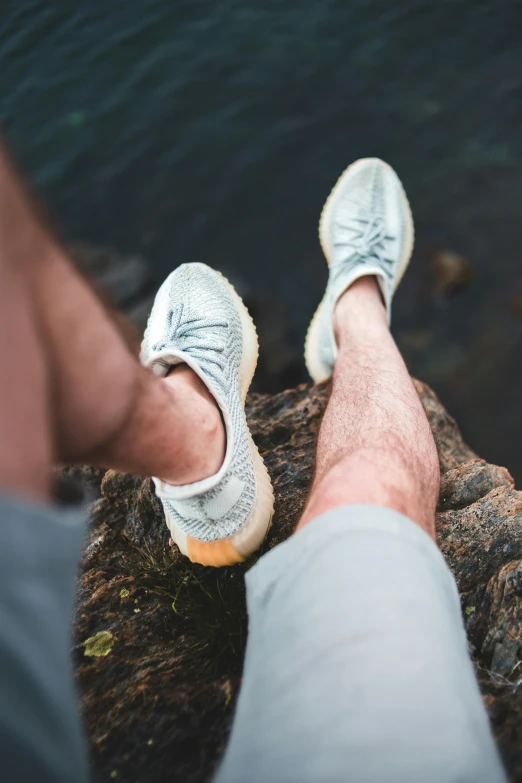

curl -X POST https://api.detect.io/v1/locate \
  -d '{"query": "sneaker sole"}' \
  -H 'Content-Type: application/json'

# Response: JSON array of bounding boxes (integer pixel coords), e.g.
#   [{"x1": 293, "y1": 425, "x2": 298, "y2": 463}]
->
[
  {"x1": 304, "y1": 157, "x2": 415, "y2": 383},
  {"x1": 165, "y1": 271, "x2": 275, "y2": 567}
]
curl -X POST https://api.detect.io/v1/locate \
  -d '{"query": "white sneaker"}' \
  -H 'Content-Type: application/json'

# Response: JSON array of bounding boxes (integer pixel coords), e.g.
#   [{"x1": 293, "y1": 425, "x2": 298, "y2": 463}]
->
[
  {"x1": 141, "y1": 263, "x2": 274, "y2": 567},
  {"x1": 305, "y1": 158, "x2": 414, "y2": 382}
]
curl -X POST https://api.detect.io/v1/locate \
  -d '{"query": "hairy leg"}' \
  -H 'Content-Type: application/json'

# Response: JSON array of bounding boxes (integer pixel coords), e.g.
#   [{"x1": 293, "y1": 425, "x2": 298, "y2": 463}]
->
[
  {"x1": 217, "y1": 163, "x2": 504, "y2": 783},
  {"x1": 25, "y1": 248, "x2": 226, "y2": 483},
  {"x1": 216, "y1": 281, "x2": 502, "y2": 783},
  {"x1": 298, "y1": 276, "x2": 439, "y2": 537},
  {"x1": 0, "y1": 148, "x2": 224, "y2": 493}
]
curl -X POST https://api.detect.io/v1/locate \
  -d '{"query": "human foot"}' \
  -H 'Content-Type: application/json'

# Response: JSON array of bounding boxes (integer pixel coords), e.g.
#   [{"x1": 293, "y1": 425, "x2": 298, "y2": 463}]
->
[
  {"x1": 141, "y1": 263, "x2": 274, "y2": 566},
  {"x1": 305, "y1": 157, "x2": 414, "y2": 382}
]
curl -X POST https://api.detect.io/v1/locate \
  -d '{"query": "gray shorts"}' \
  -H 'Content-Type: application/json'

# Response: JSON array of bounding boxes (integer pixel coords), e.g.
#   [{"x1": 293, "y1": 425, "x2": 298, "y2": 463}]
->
[
  {"x1": 216, "y1": 506, "x2": 507, "y2": 782},
  {"x1": 0, "y1": 497, "x2": 507, "y2": 783}
]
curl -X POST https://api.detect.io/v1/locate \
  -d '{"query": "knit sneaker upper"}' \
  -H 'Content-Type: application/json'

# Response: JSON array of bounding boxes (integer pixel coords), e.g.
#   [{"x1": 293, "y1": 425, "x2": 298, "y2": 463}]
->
[{"x1": 141, "y1": 263, "x2": 256, "y2": 542}]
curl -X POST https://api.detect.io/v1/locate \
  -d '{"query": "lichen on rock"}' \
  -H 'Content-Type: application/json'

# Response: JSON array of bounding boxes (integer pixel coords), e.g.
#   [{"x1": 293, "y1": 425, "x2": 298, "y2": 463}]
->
[
  {"x1": 83, "y1": 630, "x2": 114, "y2": 658},
  {"x1": 72, "y1": 380, "x2": 522, "y2": 783}
]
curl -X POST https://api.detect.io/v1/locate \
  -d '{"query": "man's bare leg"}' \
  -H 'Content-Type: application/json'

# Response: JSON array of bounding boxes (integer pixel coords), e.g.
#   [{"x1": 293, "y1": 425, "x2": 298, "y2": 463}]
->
[
  {"x1": 0, "y1": 143, "x2": 275, "y2": 567},
  {"x1": 218, "y1": 160, "x2": 506, "y2": 783},
  {"x1": 0, "y1": 147, "x2": 225, "y2": 494},
  {"x1": 217, "y1": 281, "x2": 505, "y2": 783},
  {"x1": 297, "y1": 275, "x2": 439, "y2": 538}
]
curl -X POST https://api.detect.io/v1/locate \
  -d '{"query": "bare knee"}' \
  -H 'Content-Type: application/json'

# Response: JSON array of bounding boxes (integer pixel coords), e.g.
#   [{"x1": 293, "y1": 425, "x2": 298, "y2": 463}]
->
[{"x1": 298, "y1": 437, "x2": 439, "y2": 540}]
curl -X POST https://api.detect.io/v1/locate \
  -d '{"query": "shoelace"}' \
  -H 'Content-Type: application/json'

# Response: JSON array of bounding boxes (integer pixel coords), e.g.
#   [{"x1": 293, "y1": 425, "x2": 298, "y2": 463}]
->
[
  {"x1": 153, "y1": 303, "x2": 229, "y2": 372},
  {"x1": 332, "y1": 215, "x2": 394, "y2": 269}
]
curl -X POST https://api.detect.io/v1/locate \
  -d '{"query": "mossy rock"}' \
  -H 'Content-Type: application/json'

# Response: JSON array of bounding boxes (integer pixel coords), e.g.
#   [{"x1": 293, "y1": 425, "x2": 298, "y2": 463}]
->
[{"x1": 73, "y1": 381, "x2": 522, "y2": 783}]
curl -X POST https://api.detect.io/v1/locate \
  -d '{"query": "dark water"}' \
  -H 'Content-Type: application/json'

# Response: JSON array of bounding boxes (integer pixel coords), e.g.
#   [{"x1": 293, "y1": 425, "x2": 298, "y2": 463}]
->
[{"x1": 3, "y1": 1, "x2": 522, "y2": 479}]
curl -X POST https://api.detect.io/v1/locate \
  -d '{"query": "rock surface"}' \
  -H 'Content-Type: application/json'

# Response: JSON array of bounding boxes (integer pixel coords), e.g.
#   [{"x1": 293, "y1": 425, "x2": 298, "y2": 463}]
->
[{"x1": 73, "y1": 381, "x2": 522, "y2": 783}]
